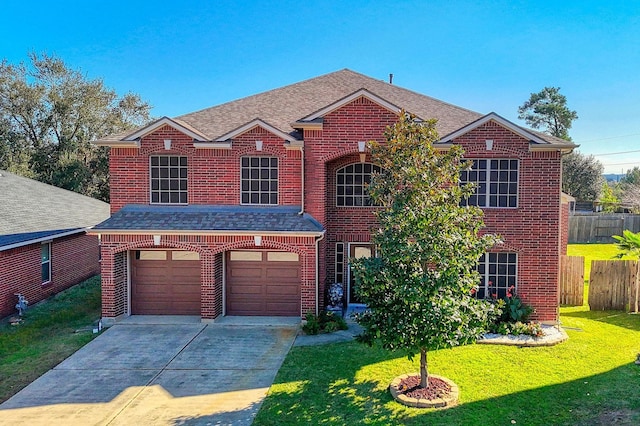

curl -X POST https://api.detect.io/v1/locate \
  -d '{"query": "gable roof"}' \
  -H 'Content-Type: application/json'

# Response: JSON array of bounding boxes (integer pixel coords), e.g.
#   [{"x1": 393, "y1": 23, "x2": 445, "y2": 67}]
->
[
  {"x1": 438, "y1": 112, "x2": 577, "y2": 151},
  {"x1": 0, "y1": 170, "x2": 110, "y2": 250},
  {"x1": 177, "y1": 69, "x2": 484, "y2": 141},
  {"x1": 93, "y1": 69, "x2": 575, "y2": 148}
]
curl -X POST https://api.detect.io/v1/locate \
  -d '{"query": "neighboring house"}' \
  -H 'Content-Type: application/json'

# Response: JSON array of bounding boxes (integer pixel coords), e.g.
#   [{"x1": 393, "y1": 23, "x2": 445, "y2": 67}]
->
[
  {"x1": 0, "y1": 170, "x2": 110, "y2": 318},
  {"x1": 91, "y1": 69, "x2": 576, "y2": 325}
]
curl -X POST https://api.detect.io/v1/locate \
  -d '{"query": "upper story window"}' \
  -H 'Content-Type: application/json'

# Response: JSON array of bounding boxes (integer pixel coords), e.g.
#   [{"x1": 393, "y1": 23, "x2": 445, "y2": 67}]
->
[
  {"x1": 336, "y1": 163, "x2": 382, "y2": 207},
  {"x1": 460, "y1": 159, "x2": 519, "y2": 208},
  {"x1": 150, "y1": 156, "x2": 188, "y2": 204},
  {"x1": 241, "y1": 157, "x2": 278, "y2": 205},
  {"x1": 41, "y1": 242, "x2": 51, "y2": 284}
]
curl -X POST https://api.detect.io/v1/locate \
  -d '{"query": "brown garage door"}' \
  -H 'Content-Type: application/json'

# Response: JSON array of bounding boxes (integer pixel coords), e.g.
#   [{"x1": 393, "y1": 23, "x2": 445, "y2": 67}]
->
[
  {"x1": 226, "y1": 251, "x2": 300, "y2": 316},
  {"x1": 131, "y1": 250, "x2": 201, "y2": 315}
]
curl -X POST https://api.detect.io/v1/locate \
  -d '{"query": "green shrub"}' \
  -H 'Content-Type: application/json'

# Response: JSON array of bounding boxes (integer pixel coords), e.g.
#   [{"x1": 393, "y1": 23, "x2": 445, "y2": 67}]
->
[
  {"x1": 500, "y1": 286, "x2": 534, "y2": 323},
  {"x1": 302, "y1": 311, "x2": 348, "y2": 335}
]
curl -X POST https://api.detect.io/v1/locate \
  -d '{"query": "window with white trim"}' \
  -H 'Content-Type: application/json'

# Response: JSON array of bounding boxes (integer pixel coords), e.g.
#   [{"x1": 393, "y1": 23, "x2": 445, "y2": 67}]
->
[
  {"x1": 460, "y1": 159, "x2": 518, "y2": 208},
  {"x1": 41, "y1": 242, "x2": 51, "y2": 283},
  {"x1": 336, "y1": 163, "x2": 381, "y2": 206},
  {"x1": 475, "y1": 252, "x2": 517, "y2": 299},
  {"x1": 335, "y1": 242, "x2": 345, "y2": 283},
  {"x1": 150, "y1": 156, "x2": 188, "y2": 204},
  {"x1": 241, "y1": 157, "x2": 278, "y2": 205}
]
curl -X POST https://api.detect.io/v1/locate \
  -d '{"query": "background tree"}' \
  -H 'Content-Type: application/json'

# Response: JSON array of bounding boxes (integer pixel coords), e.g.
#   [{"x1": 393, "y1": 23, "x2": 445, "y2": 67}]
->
[
  {"x1": 518, "y1": 86, "x2": 578, "y2": 141},
  {"x1": 599, "y1": 182, "x2": 619, "y2": 213},
  {"x1": 620, "y1": 166, "x2": 640, "y2": 186},
  {"x1": 351, "y1": 113, "x2": 500, "y2": 390},
  {"x1": 562, "y1": 151, "x2": 604, "y2": 201},
  {"x1": 0, "y1": 53, "x2": 152, "y2": 201}
]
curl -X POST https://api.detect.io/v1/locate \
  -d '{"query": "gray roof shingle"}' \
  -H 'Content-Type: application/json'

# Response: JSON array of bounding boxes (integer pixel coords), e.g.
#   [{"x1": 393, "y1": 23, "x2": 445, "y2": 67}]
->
[
  {"x1": 96, "y1": 69, "x2": 573, "y2": 147},
  {"x1": 0, "y1": 170, "x2": 110, "y2": 235},
  {"x1": 92, "y1": 205, "x2": 324, "y2": 234},
  {"x1": 175, "y1": 69, "x2": 483, "y2": 141}
]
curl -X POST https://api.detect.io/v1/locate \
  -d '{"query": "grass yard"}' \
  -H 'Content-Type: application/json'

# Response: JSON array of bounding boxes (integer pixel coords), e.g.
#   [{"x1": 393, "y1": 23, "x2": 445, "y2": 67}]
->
[
  {"x1": 0, "y1": 276, "x2": 102, "y2": 403},
  {"x1": 567, "y1": 243, "x2": 634, "y2": 283},
  {"x1": 255, "y1": 244, "x2": 640, "y2": 425},
  {"x1": 256, "y1": 306, "x2": 640, "y2": 426}
]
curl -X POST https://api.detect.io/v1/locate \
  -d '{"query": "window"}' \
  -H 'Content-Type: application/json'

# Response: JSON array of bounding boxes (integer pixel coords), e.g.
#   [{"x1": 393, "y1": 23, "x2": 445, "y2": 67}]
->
[
  {"x1": 460, "y1": 159, "x2": 518, "y2": 208},
  {"x1": 336, "y1": 163, "x2": 381, "y2": 206},
  {"x1": 475, "y1": 252, "x2": 517, "y2": 299},
  {"x1": 335, "y1": 242, "x2": 345, "y2": 283},
  {"x1": 241, "y1": 157, "x2": 278, "y2": 205},
  {"x1": 150, "y1": 156, "x2": 188, "y2": 204},
  {"x1": 41, "y1": 242, "x2": 51, "y2": 283}
]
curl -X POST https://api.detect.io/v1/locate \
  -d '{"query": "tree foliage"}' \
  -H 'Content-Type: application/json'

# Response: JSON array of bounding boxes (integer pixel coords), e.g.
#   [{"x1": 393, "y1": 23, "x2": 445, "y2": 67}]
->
[
  {"x1": 518, "y1": 87, "x2": 577, "y2": 141},
  {"x1": 562, "y1": 151, "x2": 604, "y2": 201},
  {"x1": 0, "y1": 53, "x2": 152, "y2": 201},
  {"x1": 620, "y1": 167, "x2": 640, "y2": 186},
  {"x1": 351, "y1": 113, "x2": 500, "y2": 389},
  {"x1": 599, "y1": 182, "x2": 619, "y2": 213}
]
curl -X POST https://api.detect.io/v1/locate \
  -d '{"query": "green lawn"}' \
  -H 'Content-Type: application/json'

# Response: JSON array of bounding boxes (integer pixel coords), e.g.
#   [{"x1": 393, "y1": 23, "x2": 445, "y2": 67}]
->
[
  {"x1": 0, "y1": 276, "x2": 102, "y2": 403},
  {"x1": 255, "y1": 244, "x2": 640, "y2": 425},
  {"x1": 567, "y1": 243, "x2": 634, "y2": 283}
]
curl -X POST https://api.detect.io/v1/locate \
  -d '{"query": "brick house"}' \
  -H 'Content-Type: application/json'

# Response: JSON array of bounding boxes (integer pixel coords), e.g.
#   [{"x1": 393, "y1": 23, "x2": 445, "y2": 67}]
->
[
  {"x1": 91, "y1": 69, "x2": 575, "y2": 325},
  {"x1": 0, "y1": 170, "x2": 109, "y2": 318}
]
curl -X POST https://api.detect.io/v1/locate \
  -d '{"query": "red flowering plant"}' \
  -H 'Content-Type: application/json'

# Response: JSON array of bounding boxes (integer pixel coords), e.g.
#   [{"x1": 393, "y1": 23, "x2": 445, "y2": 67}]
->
[{"x1": 486, "y1": 284, "x2": 541, "y2": 337}]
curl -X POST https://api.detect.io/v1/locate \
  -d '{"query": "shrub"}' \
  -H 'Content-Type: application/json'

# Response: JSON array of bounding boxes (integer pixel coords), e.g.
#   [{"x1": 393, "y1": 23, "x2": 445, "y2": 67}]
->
[
  {"x1": 500, "y1": 286, "x2": 533, "y2": 323},
  {"x1": 302, "y1": 311, "x2": 348, "y2": 335},
  {"x1": 487, "y1": 286, "x2": 540, "y2": 337}
]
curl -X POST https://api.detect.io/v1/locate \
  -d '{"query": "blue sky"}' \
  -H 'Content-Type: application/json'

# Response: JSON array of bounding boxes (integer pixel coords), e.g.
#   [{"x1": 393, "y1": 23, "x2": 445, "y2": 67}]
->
[{"x1": 2, "y1": 0, "x2": 639, "y2": 173}]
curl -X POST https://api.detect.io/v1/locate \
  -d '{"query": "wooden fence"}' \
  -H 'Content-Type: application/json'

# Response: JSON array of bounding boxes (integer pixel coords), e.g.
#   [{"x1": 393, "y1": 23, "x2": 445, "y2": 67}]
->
[
  {"x1": 559, "y1": 256, "x2": 584, "y2": 305},
  {"x1": 568, "y1": 214, "x2": 640, "y2": 243},
  {"x1": 588, "y1": 260, "x2": 639, "y2": 312}
]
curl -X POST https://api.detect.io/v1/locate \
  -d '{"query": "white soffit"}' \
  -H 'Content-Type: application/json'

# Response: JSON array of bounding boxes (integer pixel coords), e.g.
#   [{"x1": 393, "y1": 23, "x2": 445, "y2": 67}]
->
[{"x1": 214, "y1": 119, "x2": 298, "y2": 143}]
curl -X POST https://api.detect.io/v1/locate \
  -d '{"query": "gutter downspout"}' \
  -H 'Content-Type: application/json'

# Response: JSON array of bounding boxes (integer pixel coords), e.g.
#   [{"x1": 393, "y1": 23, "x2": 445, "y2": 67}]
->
[
  {"x1": 298, "y1": 146, "x2": 305, "y2": 215},
  {"x1": 315, "y1": 231, "x2": 325, "y2": 316}
]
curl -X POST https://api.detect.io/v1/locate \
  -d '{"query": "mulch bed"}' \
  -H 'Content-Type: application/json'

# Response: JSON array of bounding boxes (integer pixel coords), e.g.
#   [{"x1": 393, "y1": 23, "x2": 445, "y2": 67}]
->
[{"x1": 398, "y1": 375, "x2": 452, "y2": 400}]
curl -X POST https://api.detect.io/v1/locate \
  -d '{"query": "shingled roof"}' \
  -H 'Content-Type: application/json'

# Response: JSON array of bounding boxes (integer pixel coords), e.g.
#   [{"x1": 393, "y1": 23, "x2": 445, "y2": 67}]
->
[
  {"x1": 94, "y1": 68, "x2": 574, "y2": 148},
  {"x1": 0, "y1": 170, "x2": 110, "y2": 250},
  {"x1": 93, "y1": 205, "x2": 324, "y2": 235}
]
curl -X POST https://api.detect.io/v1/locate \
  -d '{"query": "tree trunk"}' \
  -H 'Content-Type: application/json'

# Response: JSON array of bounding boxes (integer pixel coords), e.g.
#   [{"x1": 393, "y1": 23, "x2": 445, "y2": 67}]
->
[{"x1": 420, "y1": 348, "x2": 429, "y2": 388}]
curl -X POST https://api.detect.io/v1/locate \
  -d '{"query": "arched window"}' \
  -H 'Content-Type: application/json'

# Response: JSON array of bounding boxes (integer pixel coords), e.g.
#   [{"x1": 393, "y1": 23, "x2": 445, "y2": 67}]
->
[{"x1": 336, "y1": 163, "x2": 382, "y2": 206}]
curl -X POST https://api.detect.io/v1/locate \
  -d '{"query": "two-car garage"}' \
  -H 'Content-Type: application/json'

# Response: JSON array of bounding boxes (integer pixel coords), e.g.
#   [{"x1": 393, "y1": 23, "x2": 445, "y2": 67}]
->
[{"x1": 130, "y1": 249, "x2": 300, "y2": 316}]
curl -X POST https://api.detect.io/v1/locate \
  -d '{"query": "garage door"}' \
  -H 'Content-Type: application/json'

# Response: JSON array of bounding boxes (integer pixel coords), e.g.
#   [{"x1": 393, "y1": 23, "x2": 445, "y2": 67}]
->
[
  {"x1": 226, "y1": 251, "x2": 300, "y2": 316},
  {"x1": 131, "y1": 250, "x2": 201, "y2": 315}
]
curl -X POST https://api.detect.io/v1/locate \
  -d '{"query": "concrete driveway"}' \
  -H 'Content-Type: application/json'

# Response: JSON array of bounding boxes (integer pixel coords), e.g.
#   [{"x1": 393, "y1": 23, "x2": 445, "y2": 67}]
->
[{"x1": 0, "y1": 316, "x2": 298, "y2": 425}]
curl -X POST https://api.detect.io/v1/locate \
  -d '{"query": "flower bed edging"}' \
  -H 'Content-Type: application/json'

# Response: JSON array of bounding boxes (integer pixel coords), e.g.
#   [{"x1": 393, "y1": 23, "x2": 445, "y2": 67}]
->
[
  {"x1": 389, "y1": 373, "x2": 459, "y2": 409},
  {"x1": 478, "y1": 325, "x2": 569, "y2": 347}
]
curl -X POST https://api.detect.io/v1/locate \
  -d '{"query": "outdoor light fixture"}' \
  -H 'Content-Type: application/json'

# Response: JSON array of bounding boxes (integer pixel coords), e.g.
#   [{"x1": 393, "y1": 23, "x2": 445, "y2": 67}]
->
[
  {"x1": 153, "y1": 235, "x2": 161, "y2": 246},
  {"x1": 255, "y1": 140, "x2": 263, "y2": 151},
  {"x1": 485, "y1": 139, "x2": 494, "y2": 151},
  {"x1": 358, "y1": 141, "x2": 366, "y2": 162},
  {"x1": 254, "y1": 235, "x2": 262, "y2": 246},
  {"x1": 164, "y1": 139, "x2": 172, "y2": 150}
]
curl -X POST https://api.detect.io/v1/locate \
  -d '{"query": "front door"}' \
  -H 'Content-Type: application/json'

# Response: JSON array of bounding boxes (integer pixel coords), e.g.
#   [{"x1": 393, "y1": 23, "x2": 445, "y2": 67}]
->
[{"x1": 348, "y1": 243, "x2": 373, "y2": 304}]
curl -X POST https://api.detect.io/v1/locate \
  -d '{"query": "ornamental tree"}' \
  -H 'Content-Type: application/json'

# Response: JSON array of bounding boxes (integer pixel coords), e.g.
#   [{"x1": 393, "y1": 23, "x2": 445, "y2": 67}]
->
[{"x1": 351, "y1": 112, "x2": 500, "y2": 389}]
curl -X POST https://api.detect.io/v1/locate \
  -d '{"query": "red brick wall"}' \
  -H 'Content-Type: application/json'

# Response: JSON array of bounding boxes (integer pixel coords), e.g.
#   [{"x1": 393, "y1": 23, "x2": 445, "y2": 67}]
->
[
  {"x1": 105, "y1": 97, "x2": 564, "y2": 322},
  {"x1": 452, "y1": 121, "x2": 562, "y2": 321},
  {"x1": 0, "y1": 233, "x2": 100, "y2": 318},
  {"x1": 109, "y1": 125, "x2": 302, "y2": 213},
  {"x1": 304, "y1": 97, "x2": 398, "y2": 304},
  {"x1": 99, "y1": 234, "x2": 317, "y2": 320}
]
